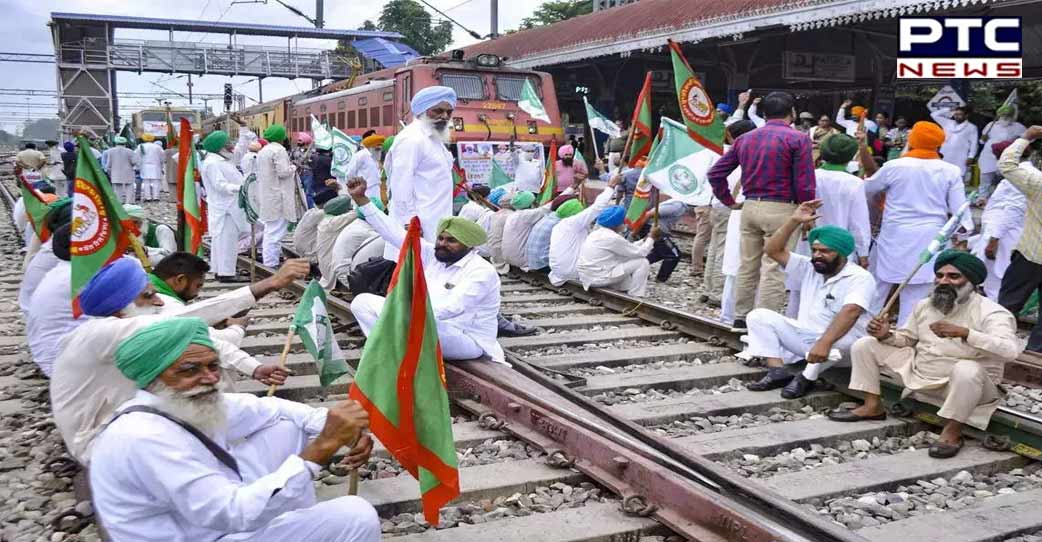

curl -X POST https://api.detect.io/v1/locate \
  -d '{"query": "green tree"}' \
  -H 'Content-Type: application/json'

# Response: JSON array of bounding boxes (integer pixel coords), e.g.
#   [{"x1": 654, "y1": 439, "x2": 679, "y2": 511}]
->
[
  {"x1": 20, "y1": 118, "x2": 60, "y2": 140},
  {"x1": 376, "y1": 0, "x2": 453, "y2": 55},
  {"x1": 359, "y1": 20, "x2": 378, "y2": 31},
  {"x1": 519, "y1": 0, "x2": 591, "y2": 30}
]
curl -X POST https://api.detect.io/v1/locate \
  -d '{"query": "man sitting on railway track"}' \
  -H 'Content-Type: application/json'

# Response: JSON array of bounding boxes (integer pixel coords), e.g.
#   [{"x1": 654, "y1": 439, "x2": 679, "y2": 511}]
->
[
  {"x1": 576, "y1": 206, "x2": 659, "y2": 297},
  {"x1": 90, "y1": 317, "x2": 380, "y2": 542},
  {"x1": 18, "y1": 197, "x2": 71, "y2": 315},
  {"x1": 316, "y1": 196, "x2": 357, "y2": 290},
  {"x1": 548, "y1": 174, "x2": 623, "y2": 287},
  {"x1": 27, "y1": 225, "x2": 78, "y2": 377},
  {"x1": 149, "y1": 252, "x2": 250, "y2": 343},
  {"x1": 744, "y1": 201, "x2": 876, "y2": 399},
  {"x1": 344, "y1": 177, "x2": 504, "y2": 363},
  {"x1": 124, "y1": 204, "x2": 177, "y2": 266},
  {"x1": 830, "y1": 250, "x2": 1022, "y2": 458},
  {"x1": 51, "y1": 257, "x2": 308, "y2": 463}
]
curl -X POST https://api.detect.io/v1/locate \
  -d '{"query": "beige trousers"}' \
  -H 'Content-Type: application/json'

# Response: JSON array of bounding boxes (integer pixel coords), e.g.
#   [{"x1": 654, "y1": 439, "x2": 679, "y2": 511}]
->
[
  {"x1": 848, "y1": 336, "x2": 1000, "y2": 428},
  {"x1": 735, "y1": 200, "x2": 797, "y2": 318},
  {"x1": 702, "y1": 206, "x2": 731, "y2": 297},
  {"x1": 689, "y1": 206, "x2": 713, "y2": 274}
]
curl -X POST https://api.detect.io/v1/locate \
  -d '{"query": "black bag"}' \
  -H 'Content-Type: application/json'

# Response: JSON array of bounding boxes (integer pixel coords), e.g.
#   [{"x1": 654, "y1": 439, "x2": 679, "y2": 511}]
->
[{"x1": 348, "y1": 257, "x2": 396, "y2": 296}]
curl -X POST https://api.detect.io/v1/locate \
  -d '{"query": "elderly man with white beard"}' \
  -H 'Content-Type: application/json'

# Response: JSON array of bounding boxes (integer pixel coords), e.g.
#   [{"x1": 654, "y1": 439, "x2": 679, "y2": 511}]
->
[
  {"x1": 50, "y1": 257, "x2": 307, "y2": 463},
  {"x1": 90, "y1": 317, "x2": 380, "y2": 542},
  {"x1": 383, "y1": 86, "x2": 457, "y2": 260},
  {"x1": 200, "y1": 131, "x2": 251, "y2": 282},
  {"x1": 830, "y1": 250, "x2": 1021, "y2": 459}
]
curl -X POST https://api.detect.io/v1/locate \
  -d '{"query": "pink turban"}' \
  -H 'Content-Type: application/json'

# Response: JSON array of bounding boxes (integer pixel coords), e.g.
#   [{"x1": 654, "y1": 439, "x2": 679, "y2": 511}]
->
[{"x1": 559, "y1": 144, "x2": 575, "y2": 157}]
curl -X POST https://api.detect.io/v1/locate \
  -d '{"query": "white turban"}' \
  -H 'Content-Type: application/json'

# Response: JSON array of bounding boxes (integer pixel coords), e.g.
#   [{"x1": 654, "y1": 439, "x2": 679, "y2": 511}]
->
[{"x1": 411, "y1": 86, "x2": 457, "y2": 117}]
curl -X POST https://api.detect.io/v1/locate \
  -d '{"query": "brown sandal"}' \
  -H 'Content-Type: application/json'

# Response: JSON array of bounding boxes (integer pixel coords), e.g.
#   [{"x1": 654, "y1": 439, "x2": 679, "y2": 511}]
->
[{"x1": 928, "y1": 438, "x2": 964, "y2": 458}]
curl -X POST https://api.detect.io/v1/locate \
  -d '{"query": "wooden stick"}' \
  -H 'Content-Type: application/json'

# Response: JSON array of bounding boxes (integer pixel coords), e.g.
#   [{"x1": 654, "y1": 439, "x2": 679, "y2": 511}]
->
[
  {"x1": 249, "y1": 223, "x2": 257, "y2": 282},
  {"x1": 266, "y1": 328, "x2": 295, "y2": 396},
  {"x1": 652, "y1": 187, "x2": 661, "y2": 228},
  {"x1": 127, "y1": 233, "x2": 152, "y2": 273},
  {"x1": 348, "y1": 468, "x2": 360, "y2": 495}
]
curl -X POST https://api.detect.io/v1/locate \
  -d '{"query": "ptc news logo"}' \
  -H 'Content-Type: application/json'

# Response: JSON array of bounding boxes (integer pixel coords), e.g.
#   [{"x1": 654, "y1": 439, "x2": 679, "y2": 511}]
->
[{"x1": 898, "y1": 17, "x2": 1022, "y2": 79}]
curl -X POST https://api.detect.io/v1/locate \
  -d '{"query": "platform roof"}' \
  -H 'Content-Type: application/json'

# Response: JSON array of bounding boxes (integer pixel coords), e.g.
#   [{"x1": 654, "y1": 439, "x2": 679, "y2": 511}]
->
[
  {"x1": 50, "y1": 12, "x2": 403, "y2": 41},
  {"x1": 353, "y1": 37, "x2": 420, "y2": 68}
]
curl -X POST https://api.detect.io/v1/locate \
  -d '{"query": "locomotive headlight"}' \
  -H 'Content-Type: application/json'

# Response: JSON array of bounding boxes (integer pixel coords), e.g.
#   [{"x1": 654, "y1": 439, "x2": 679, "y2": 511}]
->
[
  {"x1": 452, "y1": 117, "x2": 465, "y2": 131},
  {"x1": 527, "y1": 120, "x2": 538, "y2": 134},
  {"x1": 475, "y1": 54, "x2": 501, "y2": 67}
]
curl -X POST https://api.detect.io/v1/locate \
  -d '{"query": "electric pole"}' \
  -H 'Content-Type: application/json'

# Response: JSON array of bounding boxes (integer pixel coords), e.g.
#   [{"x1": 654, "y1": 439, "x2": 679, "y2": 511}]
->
[{"x1": 490, "y1": 0, "x2": 499, "y2": 38}]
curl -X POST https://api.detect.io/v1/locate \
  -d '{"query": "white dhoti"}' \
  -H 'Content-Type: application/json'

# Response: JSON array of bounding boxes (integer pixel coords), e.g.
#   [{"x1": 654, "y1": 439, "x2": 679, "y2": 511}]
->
[
  {"x1": 745, "y1": 308, "x2": 858, "y2": 381},
  {"x1": 141, "y1": 177, "x2": 162, "y2": 201},
  {"x1": 262, "y1": 219, "x2": 289, "y2": 267},
  {"x1": 872, "y1": 281, "x2": 932, "y2": 327},
  {"x1": 351, "y1": 293, "x2": 484, "y2": 360},
  {"x1": 848, "y1": 337, "x2": 1002, "y2": 430},
  {"x1": 221, "y1": 419, "x2": 380, "y2": 542},
  {"x1": 583, "y1": 259, "x2": 651, "y2": 297}
]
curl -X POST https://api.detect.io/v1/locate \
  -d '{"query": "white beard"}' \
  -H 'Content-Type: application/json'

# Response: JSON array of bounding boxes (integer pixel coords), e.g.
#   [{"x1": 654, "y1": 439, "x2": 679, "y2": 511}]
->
[
  {"x1": 121, "y1": 300, "x2": 161, "y2": 317},
  {"x1": 148, "y1": 379, "x2": 229, "y2": 437},
  {"x1": 420, "y1": 116, "x2": 452, "y2": 144}
]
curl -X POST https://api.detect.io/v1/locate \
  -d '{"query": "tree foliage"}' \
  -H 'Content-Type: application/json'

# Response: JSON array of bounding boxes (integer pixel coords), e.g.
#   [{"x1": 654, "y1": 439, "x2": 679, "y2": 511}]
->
[
  {"x1": 20, "y1": 118, "x2": 60, "y2": 140},
  {"x1": 374, "y1": 0, "x2": 453, "y2": 56},
  {"x1": 519, "y1": 0, "x2": 592, "y2": 30}
]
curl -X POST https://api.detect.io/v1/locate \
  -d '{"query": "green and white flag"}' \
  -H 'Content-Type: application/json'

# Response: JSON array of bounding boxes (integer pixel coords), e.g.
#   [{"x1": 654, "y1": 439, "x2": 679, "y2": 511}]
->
[
  {"x1": 643, "y1": 117, "x2": 716, "y2": 207},
  {"x1": 331, "y1": 127, "x2": 360, "y2": 179},
  {"x1": 583, "y1": 96, "x2": 621, "y2": 138},
  {"x1": 311, "y1": 115, "x2": 334, "y2": 151},
  {"x1": 518, "y1": 79, "x2": 551, "y2": 124},
  {"x1": 293, "y1": 280, "x2": 349, "y2": 387}
]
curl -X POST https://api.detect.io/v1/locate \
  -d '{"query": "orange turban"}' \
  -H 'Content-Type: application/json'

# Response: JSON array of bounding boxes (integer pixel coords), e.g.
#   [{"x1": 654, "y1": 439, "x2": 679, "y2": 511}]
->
[
  {"x1": 850, "y1": 106, "x2": 867, "y2": 118},
  {"x1": 905, "y1": 121, "x2": 945, "y2": 160},
  {"x1": 362, "y1": 134, "x2": 386, "y2": 148}
]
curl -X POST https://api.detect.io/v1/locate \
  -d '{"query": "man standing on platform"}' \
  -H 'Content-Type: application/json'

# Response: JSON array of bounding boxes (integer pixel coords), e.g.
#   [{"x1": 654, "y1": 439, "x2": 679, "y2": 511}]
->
[
  {"x1": 931, "y1": 106, "x2": 978, "y2": 178},
  {"x1": 977, "y1": 105, "x2": 1026, "y2": 201},
  {"x1": 553, "y1": 145, "x2": 588, "y2": 196},
  {"x1": 383, "y1": 86, "x2": 457, "y2": 258},
  {"x1": 256, "y1": 124, "x2": 298, "y2": 267},
  {"x1": 707, "y1": 91, "x2": 816, "y2": 329},
  {"x1": 343, "y1": 134, "x2": 385, "y2": 199},
  {"x1": 105, "y1": 137, "x2": 140, "y2": 204},
  {"x1": 138, "y1": 134, "x2": 165, "y2": 202}
]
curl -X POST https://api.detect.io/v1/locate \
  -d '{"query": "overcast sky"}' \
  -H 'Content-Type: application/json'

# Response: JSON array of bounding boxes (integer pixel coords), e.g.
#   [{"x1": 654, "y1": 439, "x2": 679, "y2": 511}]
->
[{"x1": 1, "y1": 0, "x2": 540, "y2": 133}]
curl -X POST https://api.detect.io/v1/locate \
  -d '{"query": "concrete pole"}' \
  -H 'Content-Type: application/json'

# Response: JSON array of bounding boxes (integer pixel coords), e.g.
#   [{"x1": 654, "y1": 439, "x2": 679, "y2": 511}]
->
[
  {"x1": 187, "y1": 74, "x2": 194, "y2": 104},
  {"x1": 258, "y1": 78, "x2": 264, "y2": 103},
  {"x1": 315, "y1": 0, "x2": 324, "y2": 28}
]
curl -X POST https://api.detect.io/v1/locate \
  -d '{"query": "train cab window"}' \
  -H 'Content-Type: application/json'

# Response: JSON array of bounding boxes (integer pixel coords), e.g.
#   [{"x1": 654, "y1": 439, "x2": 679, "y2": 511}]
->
[
  {"x1": 337, "y1": 101, "x2": 346, "y2": 111},
  {"x1": 348, "y1": 110, "x2": 356, "y2": 129},
  {"x1": 358, "y1": 97, "x2": 368, "y2": 107},
  {"x1": 495, "y1": 76, "x2": 538, "y2": 102},
  {"x1": 337, "y1": 112, "x2": 345, "y2": 128},
  {"x1": 359, "y1": 108, "x2": 368, "y2": 128},
  {"x1": 370, "y1": 107, "x2": 380, "y2": 127},
  {"x1": 383, "y1": 105, "x2": 392, "y2": 126},
  {"x1": 383, "y1": 91, "x2": 394, "y2": 103},
  {"x1": 440, "y1": 73, "x2": 485, "y2": 100}
]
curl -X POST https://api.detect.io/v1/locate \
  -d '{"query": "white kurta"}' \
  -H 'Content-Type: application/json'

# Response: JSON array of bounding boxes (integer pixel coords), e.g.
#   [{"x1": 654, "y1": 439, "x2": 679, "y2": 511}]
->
[
  {"x1": 12, "y1": 197, "x2": 34, "y2": 248},
  {"x1": 514, "y1": 158, "x2": 543, "y2": 192},
  {"x1": 240, "y1": 151, "x2": 259, "y2": 180},
  {"x1": 385, "y1": 120, "x2": 454, "y2": 258},
  {"x1": 202, "y1": 153, "x2": 250, "y2": 277},
  {"x1": 972, "y1": 174, "x2": 1029, "y2": 299},
  {"x1": 104, "y1": 146, "x2": 140, "y2": 185},
  {"x1": 502, "y1": 207, "x2": 551, "y2": 268},
  {"x1": 90, "y1": 391, "x2": 380, "y2": 542},
  {"x1": 977, "y1": 119, "x2": 1027, "y2": 174},
  {"x1": 576, "y1": 227, "x2": 654, "y2": 289},
  {"x1": 548, "y1": 186, "x2": 616, "y2": 286},
  {"x1": 805, "y1": 168, "x2": 872, "y2": 258},
  {"x1": 27, "y1": 261, "x2": 83, "y2": 377},
  {"x1": 359, "y1": 201, "x2": 504, "y2": 362},
  {"x1": 256, "y1": 143, "x2": 298, "y2": 223},
  {"x1": 46, "y1": 146, "x2": 66, "y2": 183},
  {"x1": 458, "y1": 201, "x2": 491, "y2": 226},
  {"x1": 316, "y1": 212, "x2": 357, "y2": 290},
  {"x1": 329, "y1": 219, "x2": 379, "y2": 288},
  {"x1": 19, "y1": 240, "x2": 58, "y2": 315},
  {"x1": 143, "y1": 223, "x2": 178, "y2": 267},
  {"x1": 835, "y1": 107, "x2": 879, "y2": 136},
  {"x1": 930, "y1": 110, "x2": 979, "y2": 175},
  {"x1": 139, "y1": 142, "x2": 165, "y2": 179},
  {"x1": 292, "y1": 208, "x2": 325, "y2": 263},
  {"x1": 344, "y1": 147, "x2": 381, "y2": 199},
  {"x1": 50, "y1": 286, "x2": 260, "y2": 463},
  {"x1": 865, "y1": 157, "x2": 973, "y2": 285}
]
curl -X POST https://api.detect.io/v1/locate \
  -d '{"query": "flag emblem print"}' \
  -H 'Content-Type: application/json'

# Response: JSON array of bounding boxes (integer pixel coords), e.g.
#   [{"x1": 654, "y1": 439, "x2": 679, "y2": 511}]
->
[
  {"x1": 679, "y1": 79, "x2": 714, "y2": 126},
  {"x1": 72, "y1": 179, "x2": 111, "y2": 256},
  {"x1": 668, "y1": 164, "x2": 703, "y2": 197}
]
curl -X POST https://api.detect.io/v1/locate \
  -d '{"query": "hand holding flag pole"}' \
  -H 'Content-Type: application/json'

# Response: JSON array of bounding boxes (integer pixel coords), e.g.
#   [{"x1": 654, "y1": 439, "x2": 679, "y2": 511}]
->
[{"x1": 875, "y1": 191, "x2": 977, "y2": 319}]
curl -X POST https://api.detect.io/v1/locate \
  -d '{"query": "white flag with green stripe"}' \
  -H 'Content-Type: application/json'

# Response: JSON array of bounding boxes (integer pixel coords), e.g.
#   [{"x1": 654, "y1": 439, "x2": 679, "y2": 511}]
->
[
  {"x1": 583, "y1": 96, "x2": 621, "y2": 138},
  {"x1": 293, "y1": 280, "x2": 349, "y2": 387},
  {"x1": 518, "y1": 79, "x2": 551, "y2": 124},
  {"x1": 331, "y1": 127, "x2": 360, "y2": 179},
  {"x1": 643, "y1": 117, "x2": 716, "y2": 207},
  {"x1": 311, "y1": 115, "x2": 334, "y2": 150}
]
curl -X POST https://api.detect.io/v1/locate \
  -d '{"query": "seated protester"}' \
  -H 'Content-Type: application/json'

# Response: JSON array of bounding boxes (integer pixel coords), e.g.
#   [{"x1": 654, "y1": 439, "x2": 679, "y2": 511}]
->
[
  {"x1": 486, "y1": 194, "x2": 517, "y2": 275},
  {"x1": 294, "y1": 189, "x2": 338, "y2": 266},
  {"x1": 27, "y1": 225, "x2": 79, "y2": 377},
  {"x1": 13, "y1": 183, "x2": 57, "y2": 251},
  {"x1": 51, "y1": 258, "x2": 307, "y2": 463},
  {"x1": 150, "y1": 252, "x2": 212, "y2": 308},
  {"x1": 745, "y1": 202, "x2": 876, "y2": 399},
  {"x1": 526, "y1": 194, "x2": 579, "y2": 273},
  {"x1": 316, "y1": 196, "x2": 357, "y2": 289},
  {"x1": 576, "y1": 206, "x2": 658, "y2": 297},
  {"x1": 125, "y1": 204, "x2": 176, "y2": 266},
  {"x1": 639, "y1": 198, "x2": 685, "y2": 283},
  {"x1": 329, "y1": 199, "x2": 386, "y2": 290},
  {"x1": 19, "y1": 197, "x2": 72, "y2": 315},
  {"x1": 458, "y1": 184, "x2": 493, "y2": 225},
  {"x1": 549, "y1": 174, "x2": 624, "y2": 286},
  {"x1": 830, "y1": 250, "x2": 1021, "y2": 458},
  {"x1": 91, "y1": 318, "x2": 380, "y2": 542},
  {"x1": 971, "y1": 140, "x2": 1028, "y2": 300},
  {"x1": 344, "y1": 178, "x2": 503, "y2": 363},
  {"x1": 474, "y1": 188, "x2": 507, "y2": 258},
  {"x1": 502, "y1": 190, "x2": 552, "y2": 269}
]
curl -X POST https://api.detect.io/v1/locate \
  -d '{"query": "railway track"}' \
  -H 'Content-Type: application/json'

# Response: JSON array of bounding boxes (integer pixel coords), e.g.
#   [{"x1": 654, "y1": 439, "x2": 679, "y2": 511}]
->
[{"x1": 5, "y1": 169, "x2": 1042, "y2": 541}]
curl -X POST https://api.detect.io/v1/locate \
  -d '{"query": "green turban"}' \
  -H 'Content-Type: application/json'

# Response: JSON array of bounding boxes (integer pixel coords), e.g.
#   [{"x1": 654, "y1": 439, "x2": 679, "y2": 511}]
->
[
  {"x1": 324, "y1": 196, "x2": 352, "y2": 216},
  {"x1": 113, "y1": 136, "x2": 128, "y2": 145},
  {"x1": 997, "y1": 105, "x2": 1015, "y2": 117},
  {"x1": 807, "y1": 225, "x2": 855, "y2": 257},
  {"x1": 820, "y1": 134, "x2": 859, "y2": 165},
  {"x1": 556, "y1": 199, "x2": 584, "y2": 219},
  {"x1": 202, "y1": 130, "x2": 229, "y2": 153},
  {"x1": 123, "y1": 204, "x2": 147, "y2": 220},
  {"x1": 935, "y1": 249, "x2": 987, "y2": 285},
  {"x1": 357, "y1": 198, "x2": 385, "y2": 220},
  {"x1": 437, "y1": 216, "x2": 487, "y2": 247},
  {"x1": 115, "y1": 317, "x2": 215, "y2": 389},
  {"x1": 381, "y1": 136, "x2": 395, "y2": 154},
  {"x1": 511, "y1": 191, "x2": 535, "y2": 210},
  {"x1": 263, "y1": 124, "x2": 287, "y2": 143}
]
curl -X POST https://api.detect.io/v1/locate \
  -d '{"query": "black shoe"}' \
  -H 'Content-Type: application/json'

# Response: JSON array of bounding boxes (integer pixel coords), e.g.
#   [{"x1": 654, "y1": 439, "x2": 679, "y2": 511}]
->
[
  {"x1": 928, "y1": 438, "x2": 964, "y2": 458},
  {"x1": 746, "y1": 367, "x2": 794, "y2": 391},
  {"x1": 780, "y1": 374, "x2": 815, "y2": 399},
  {"x1": 216, "y1": 275, "x2": 251, "y2": 283},
  {"x1": 498, "y1": 317, "x2": 538, "y2": 337},
  {"x1": 827, "y1": 408, "x2": 887, "y2": 422},
  {"x1": 732, "y1": 318, "x2": 747, "y2": 330}
]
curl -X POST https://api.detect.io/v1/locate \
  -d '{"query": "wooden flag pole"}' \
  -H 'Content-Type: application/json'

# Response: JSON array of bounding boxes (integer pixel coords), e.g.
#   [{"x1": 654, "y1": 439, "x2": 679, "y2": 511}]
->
[
  {"x1": 348, "y1": 468, "x2": 360, "y2": 495},
  {"x1": 249, "y1": 223, "x2": 257, "y2": 281},
  {"x1": 266, "y1": 328, "x2": 295, "y2": 396}
]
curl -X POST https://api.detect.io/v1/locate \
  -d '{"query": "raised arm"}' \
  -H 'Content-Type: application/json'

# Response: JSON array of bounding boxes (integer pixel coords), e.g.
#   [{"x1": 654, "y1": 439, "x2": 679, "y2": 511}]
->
[
  {"x1": 998, "y1": 129, "x2": 1042, "y2": 198},
  {"x1": 765, "y1": 200, "x2": 821, "y2": 268}
]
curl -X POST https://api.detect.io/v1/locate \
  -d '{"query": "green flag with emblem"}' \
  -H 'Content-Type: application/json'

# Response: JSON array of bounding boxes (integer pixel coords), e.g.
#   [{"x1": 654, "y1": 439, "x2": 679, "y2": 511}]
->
[
  {"x1": 643, "y1": 117, "x2": 716, "y2": 207},
  {"x1": 293, "y1": 280, "x2": 349, "y2": 387}
]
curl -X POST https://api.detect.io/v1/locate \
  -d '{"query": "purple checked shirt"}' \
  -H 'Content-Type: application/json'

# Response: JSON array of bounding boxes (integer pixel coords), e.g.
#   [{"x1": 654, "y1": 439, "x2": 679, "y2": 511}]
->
[{"x1": 708, "y1": 119, "x2": 816, "y2": 207}]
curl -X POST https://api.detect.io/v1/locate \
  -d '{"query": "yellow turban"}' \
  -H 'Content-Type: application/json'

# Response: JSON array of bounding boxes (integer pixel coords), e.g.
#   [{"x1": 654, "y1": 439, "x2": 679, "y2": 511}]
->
[
  {"x1": 141, "y1": 133, "x2": 155, "y2": 142},
  {"x1": 362, "y1": 134, "x2": 386, "y2": 148}
]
